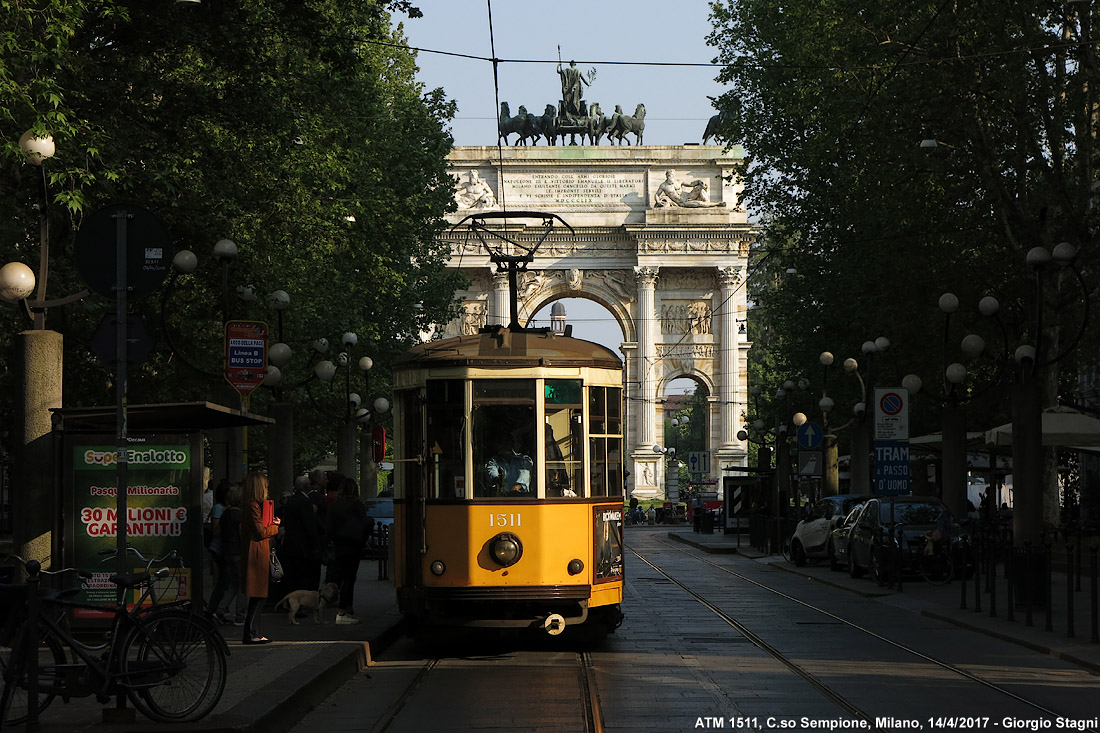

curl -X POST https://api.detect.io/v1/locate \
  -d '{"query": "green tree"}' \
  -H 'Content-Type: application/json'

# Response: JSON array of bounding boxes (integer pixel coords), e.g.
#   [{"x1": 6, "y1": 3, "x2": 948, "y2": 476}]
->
[
  {"x1": 2, "y1": 1, "x2": 461, "y2": 473},
  {"x1": 709, "y1": 0, "x2": 1098, "y2": 535}
]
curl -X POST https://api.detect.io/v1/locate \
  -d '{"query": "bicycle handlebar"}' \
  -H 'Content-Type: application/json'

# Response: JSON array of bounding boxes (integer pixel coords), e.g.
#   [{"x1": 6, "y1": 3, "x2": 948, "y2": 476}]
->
[
  {"x1": 1, "y1": 554, "x2": 93, "y2": 580},
  {"x1": 97, "y1": 545, "x2": 181, "y2": 573}
]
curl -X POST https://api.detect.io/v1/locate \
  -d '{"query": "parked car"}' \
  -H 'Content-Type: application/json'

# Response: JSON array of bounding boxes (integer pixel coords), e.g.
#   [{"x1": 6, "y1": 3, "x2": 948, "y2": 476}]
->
[
  {"x1": 788, "y1": 494, "x2": 872, "y2": 566},
  {"x1": 827, "y1": 502, "x2": 867, "y2": 571},
  {"x1": 846, "y1": 496, "x2": 961, "y2": 584}
]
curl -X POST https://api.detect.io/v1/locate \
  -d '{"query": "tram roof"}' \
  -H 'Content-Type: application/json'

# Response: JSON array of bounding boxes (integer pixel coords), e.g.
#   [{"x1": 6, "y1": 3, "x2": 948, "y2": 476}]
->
[{"x1": 395, "y1": 327, "x2": 622, "y2": 370}]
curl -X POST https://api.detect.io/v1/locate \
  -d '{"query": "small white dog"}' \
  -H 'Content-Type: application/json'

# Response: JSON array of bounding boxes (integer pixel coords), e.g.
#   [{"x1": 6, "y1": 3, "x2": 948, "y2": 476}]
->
[{"x1": 274, "y1": 582, "x2": 340, "y2": 625}]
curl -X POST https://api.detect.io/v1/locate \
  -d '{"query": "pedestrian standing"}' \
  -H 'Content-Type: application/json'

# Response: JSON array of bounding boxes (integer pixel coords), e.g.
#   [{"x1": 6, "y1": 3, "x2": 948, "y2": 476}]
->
[
  {"x1": 240, "y1": 472, "x2": 280, "y2": 644},
  {"x1": 207, "y1": 484, "x2": 243, "y2": 623},
  {"x1": 327, "y1": 477, "x2": 369, "y2": 625},
  {"x1": 280, "y1": 475, "x2": 323, "y2": 593}
]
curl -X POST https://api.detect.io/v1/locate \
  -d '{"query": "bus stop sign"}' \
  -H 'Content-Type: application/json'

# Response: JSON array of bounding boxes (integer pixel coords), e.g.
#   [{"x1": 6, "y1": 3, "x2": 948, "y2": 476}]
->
[{"x1": 224, "y1": 321, "x2": 268, "y2": 396}]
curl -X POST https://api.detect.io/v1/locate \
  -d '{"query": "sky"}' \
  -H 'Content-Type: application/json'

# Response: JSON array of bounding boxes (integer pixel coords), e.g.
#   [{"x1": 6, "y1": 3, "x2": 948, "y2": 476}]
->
[
  {"x1": 401, "y1": 1, "x2": 722, "y2": 394},
  {"x1": 400, "y1": 1, "x2": 726, "y2": 147}
]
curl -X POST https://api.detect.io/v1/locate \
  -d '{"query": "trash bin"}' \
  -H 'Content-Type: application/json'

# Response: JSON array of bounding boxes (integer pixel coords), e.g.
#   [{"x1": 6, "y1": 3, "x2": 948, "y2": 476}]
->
[{"x1": 701, "y1": 511, "x2": 715, "y2": 534}]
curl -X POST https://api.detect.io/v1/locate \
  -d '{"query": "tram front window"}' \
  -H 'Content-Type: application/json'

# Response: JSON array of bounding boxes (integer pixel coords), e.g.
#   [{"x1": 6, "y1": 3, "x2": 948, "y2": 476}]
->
[{"x1": 473, "y1": 380, "x2": 537, "y2": 498}]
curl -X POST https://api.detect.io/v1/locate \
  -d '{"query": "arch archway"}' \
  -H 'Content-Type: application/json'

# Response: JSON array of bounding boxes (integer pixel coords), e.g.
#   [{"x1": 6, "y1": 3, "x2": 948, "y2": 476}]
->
[{"x1": 437, "y1": 145, "x2": 758, "y2": 499}]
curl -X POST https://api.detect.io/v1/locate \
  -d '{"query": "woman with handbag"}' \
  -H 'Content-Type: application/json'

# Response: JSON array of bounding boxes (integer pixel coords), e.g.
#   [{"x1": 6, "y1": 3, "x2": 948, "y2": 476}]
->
[
  {"x1": 327, "y1": 477, "x2": 370, "y2": 625},
  {"x1": 239, "y1": 472, "x2": 281, "y2": 644}
]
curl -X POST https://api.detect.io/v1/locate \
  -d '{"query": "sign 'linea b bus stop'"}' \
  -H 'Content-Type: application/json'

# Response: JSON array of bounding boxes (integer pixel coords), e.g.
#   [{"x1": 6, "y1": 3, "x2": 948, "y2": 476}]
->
[{"x1": 224, "y1": 320, "x2": 268, "y2": 397}]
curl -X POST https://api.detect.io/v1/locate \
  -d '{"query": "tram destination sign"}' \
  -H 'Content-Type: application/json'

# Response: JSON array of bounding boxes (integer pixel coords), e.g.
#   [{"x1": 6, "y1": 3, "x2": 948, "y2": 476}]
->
[{"x1": 224, "y1": 320, "x2": 268, "y2": 396}]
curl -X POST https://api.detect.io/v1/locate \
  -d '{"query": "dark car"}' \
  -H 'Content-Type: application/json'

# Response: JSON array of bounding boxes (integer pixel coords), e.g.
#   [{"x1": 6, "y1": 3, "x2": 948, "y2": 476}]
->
[
  {"x1": 788, "y1": 494, "x2": 872, "y2": 567},
  {"x1": 846, "y1": 496, "x2": 958, "y2": 584},
  {"x1": 827, "y1": 502, "x2": 867, "y2": 572}
]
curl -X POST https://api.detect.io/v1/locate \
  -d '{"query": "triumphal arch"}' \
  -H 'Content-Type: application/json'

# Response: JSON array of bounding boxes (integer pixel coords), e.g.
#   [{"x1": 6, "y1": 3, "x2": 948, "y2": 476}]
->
[{"x1": 437, "y1": 145, "x2": 757, "y2": 499}]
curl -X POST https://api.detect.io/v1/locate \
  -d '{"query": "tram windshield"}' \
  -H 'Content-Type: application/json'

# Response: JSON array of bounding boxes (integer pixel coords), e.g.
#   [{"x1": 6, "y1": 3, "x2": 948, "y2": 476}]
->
[{"x1": 473, "y1": 380, "x2": 538, "y2": 498}]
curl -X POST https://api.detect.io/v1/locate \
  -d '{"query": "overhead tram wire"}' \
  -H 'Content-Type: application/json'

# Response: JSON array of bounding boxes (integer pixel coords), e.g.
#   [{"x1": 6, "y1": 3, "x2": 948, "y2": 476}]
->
[{"x1": 486, "y1": 0, "x2": 508, "y2": 212}]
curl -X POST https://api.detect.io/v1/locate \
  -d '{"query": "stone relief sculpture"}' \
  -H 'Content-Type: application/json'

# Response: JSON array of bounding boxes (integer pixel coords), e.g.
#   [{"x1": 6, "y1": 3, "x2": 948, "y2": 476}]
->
[
  {"x1": 519, "y1": 270, "x2": 556, "y2": 300},
  {"x1": 590, "y1": 270, "x2": 635, "y2": 302},
  {"x1": 568, "y1": 268, "x2": 583, "y2": 290},
  {"x1": 688, "y1": 301, "x2": 712, "y2": 335},
  {"x1": 461, "y1": 301, "x2": 487, "y2": 335},
  {"x1": 660, "y1": 301, "x2": 714, "y2": 335},
  {"x1": 654, "y1": 170, "x2": 726, "y2": 208},
  {"x1": 454, "y1": 170, "x2": 497, "y2": 209}
]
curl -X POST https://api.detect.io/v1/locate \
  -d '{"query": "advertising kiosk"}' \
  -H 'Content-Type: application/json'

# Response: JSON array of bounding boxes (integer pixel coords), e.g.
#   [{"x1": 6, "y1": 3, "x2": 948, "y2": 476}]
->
[{"x1": 55, "y1": 402, "x2": 272, "y2": 622}]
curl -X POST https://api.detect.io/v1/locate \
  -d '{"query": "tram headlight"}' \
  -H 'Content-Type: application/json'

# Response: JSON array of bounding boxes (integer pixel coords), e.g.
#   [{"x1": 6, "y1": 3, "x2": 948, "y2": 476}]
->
[
  {"x1": 567, "y1": 559, "x2": 584, "y2": 576},
  {"x1": 489, "y1": 533, "x2": 523, "y2": 568},
  {"x1": 430, "y1": 561, "x2": 446, "y2": 576}
]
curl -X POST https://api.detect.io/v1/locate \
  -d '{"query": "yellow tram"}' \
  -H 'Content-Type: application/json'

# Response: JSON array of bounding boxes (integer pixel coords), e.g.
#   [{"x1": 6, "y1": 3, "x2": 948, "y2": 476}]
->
[{"x1": 389, "y1": 323, "x2": 626, "y2": 637}]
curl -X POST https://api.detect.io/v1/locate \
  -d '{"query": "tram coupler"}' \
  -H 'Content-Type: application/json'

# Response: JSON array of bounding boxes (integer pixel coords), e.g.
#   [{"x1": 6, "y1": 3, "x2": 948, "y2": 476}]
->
[{"x1": 542, "y1": 613, "x2": 567, "y2": 635}]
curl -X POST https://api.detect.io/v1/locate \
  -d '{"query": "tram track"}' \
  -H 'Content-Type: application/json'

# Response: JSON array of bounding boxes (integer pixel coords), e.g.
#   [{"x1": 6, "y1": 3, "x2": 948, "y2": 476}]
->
[
  {"x1": 631, "y1": 541, "x2": 1096, "y2": 733},
  {"x1": 370, "y1": 649, "x2": 605, "y2": 732}
]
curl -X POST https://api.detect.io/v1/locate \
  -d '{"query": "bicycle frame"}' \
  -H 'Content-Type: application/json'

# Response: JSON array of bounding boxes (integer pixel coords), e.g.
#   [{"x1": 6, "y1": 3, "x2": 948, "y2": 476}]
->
[{"x1": 23, "y1": 586, "x2": 209, "y2": 701}]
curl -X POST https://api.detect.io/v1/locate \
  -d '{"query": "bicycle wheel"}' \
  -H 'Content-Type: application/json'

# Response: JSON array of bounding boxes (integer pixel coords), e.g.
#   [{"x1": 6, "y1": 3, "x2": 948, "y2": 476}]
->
[
  {"x1": 920, "y1": 549, "x2": 954, "y2": 586},
  {"x1": 0, "y1": 620, "x2": 66, "y2": 726},
  {"x1": 121, "y1": 611, "x2": 226, "y2": 723},
  {"x1": 779, "y1": 535, "x2": 793, "y2": 562}
]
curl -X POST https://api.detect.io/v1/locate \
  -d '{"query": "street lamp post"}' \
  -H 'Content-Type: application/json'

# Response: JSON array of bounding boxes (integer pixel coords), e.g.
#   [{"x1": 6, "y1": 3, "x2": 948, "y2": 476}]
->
[
  {"x1": 1012, "y1": 243, "x2": 1089, "y2": 547},
  {"x1": 312, "y1": 334, "x2": 388, "y2": 488},
  {"x1": 161, "y1": 240, "x2": 253, "y2": 482},
  {"x1": 1, "y1": 132, "x2": 87, "y2": 566},
  {"x1": 902, "y1": 292, "x2": 1004, "y2": 518}
]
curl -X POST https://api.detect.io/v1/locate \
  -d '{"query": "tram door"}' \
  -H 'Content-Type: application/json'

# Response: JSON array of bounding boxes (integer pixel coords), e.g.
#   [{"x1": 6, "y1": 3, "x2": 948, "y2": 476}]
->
[{"x1": 399, "y1": 388, "x2": 426, "y2": 589}]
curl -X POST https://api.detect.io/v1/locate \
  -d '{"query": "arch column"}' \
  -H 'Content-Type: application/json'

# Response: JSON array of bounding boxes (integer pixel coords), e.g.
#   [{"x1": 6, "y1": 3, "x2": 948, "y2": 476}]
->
[
  {"x1": 634, "y1": 266, "x2": 660, "y2": 447},
  {"x1": 717, "y1": 266, "x2": 742, "y2": 450},
  {"x1": 490, "y1": 271, "x2": 509, "y2": 327}
]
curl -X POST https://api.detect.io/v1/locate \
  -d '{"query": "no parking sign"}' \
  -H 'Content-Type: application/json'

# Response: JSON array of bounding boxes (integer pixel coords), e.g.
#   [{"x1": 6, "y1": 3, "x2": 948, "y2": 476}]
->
[{"x1": 874, "y1": 388, "x2": 909, "y2": 440}]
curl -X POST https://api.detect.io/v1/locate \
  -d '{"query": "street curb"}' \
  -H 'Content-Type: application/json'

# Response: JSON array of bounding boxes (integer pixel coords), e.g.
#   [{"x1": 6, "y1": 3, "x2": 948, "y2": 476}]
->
[
  {"x1": 171, "y1": 618, "x2": 409, "y2": 733},
  {"x1": 921, "y1": 609, "x2": 1100, "y2": 675},
  {"x1": 666, "y1": 533, "x2": 740, "y2": 554}
]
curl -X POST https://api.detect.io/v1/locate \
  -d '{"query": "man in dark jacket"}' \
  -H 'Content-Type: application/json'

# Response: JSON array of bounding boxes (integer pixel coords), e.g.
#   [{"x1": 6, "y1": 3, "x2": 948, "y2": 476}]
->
[{"x1": 280, "y1": 475, "x2": 323, "y2": 592}]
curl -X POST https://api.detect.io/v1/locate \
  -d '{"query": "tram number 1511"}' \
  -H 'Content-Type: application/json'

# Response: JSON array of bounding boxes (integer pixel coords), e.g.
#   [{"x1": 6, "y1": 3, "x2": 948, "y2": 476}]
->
[{"x1": 489, "y1": 513, "x2": 522, "y2": 528}]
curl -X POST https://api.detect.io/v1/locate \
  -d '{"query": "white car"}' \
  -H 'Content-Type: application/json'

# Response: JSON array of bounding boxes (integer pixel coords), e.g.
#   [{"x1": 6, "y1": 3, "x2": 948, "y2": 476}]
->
[{"x1": 789, "y1": 494, "x2": 872, "y2": 567}]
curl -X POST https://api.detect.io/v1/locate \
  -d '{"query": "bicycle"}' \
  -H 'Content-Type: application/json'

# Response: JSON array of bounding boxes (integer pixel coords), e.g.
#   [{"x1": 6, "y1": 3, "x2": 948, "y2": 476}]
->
[
  {"x1": 878, "y1": 526, "x2": 955, "y2": 587},
  {"x1": 0, "y1": 547, "x2": 228, "y2": 727}
]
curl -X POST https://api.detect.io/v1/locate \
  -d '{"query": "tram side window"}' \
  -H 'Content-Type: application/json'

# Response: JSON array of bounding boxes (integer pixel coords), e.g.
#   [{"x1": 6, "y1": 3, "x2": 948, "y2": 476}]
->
[
  {"x1": 589, "y1": 386, "x2": 624, "y2": 498},
  {"x1": 426, "y1": 380, "x2": 466, "y2": 499},
  {"x1": 545, "y1": 379, "x2": 583, "y2": 498},
  {"x1": 472, "y1": 380, "x2": 537, "y2": 498}
]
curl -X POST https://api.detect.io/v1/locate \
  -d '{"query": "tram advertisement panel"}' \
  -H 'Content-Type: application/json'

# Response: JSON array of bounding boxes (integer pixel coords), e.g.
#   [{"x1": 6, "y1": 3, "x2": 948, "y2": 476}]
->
[
  {"x1": 70, "y1": 436, "x2": 194, "y2": 617},
  {"x1": 594, "y1": 506, "x2": 624, "y2": 581}
]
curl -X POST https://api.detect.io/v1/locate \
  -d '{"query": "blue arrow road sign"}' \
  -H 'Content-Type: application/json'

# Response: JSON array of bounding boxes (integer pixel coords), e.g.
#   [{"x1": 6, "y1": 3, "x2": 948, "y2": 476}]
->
[{"x1": 796, "y1": 422, "x2": 824, "y2": 450}]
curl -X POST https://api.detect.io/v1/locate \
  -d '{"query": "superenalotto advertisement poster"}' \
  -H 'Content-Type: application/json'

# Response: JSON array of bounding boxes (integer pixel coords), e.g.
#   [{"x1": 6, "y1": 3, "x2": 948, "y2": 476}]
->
[{"x1": 70, "y1": 435, "x2": 198, "y2": 618}]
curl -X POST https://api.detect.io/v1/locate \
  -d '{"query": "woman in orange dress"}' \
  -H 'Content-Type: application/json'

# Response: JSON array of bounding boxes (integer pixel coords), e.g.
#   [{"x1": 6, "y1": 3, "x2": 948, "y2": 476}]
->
[{"x1": 239, "y1": 473, "x2": 280, "y2": 644}]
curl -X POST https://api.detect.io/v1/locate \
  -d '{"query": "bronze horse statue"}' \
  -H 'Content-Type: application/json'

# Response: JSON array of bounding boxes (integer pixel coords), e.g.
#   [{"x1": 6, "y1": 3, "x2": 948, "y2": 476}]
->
[
  {"x1": 606, "y1": 103, "x2": 645, "y2": 145},
  {"x1": 498, "y1": 102, "x2": 538, "y2": 146},
  {"x1": 585, "y1": 103, "x2": 609, "y2": 145},
  {"x1": 702, "y1": 110, "x2": 726, "y2": 145},
  {"x1": 534, "y1": 104, "x2": 558, "y2": 145}
]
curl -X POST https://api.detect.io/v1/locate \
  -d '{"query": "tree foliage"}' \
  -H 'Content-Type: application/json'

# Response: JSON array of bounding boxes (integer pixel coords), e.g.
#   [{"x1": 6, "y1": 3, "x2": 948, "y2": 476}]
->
[
  {"x1": 1, "y1": 0, "x2": 460, "y2": 474},
  {"x1": 709, "y1": 0, "x2": 1098, "y2": 451}
]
